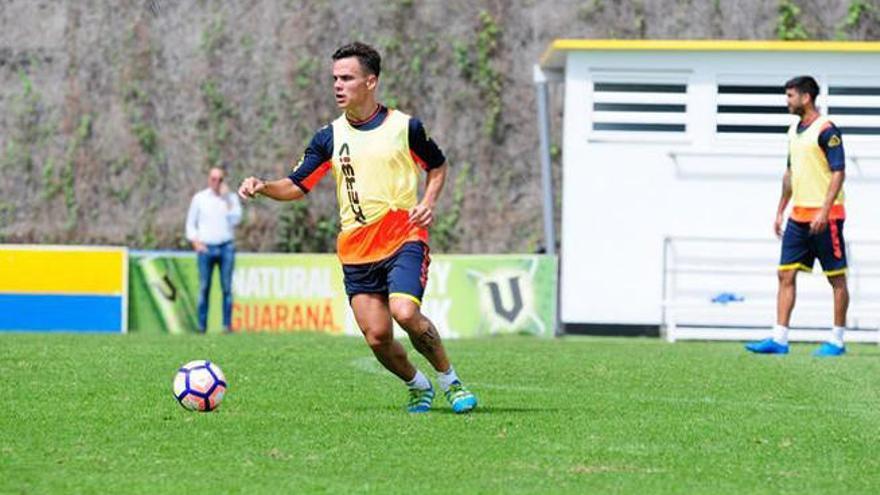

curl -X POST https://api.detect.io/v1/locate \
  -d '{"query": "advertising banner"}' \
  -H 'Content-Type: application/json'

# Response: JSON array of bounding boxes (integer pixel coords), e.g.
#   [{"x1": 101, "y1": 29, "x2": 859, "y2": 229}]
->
[
  {"x1": 0, "y1": 245, "x2": 128, "y2": 333},
  {"x1": 129, "y1": 252, "x2": 557, "y2": 338}
]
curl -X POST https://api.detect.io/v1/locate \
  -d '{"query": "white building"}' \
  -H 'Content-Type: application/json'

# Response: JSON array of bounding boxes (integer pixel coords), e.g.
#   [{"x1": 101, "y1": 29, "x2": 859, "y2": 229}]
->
[{"x1": 538, "y1": 40, "x2": 880, "y2": 341}]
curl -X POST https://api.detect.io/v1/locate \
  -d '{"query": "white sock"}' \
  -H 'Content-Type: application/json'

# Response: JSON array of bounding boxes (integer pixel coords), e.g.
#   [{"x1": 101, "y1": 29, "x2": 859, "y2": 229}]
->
[
  {"x1": 772, "y1": 324, "x2": 789, "y2": 346},
  {"x1": 829, "y1": 326, "x2": 845, "y2": 347},
  {"x1": 405, "y1": 370, "x2": 432, "y2": 390},
  {"x1": 437, "y1": 366, "x2": 460, "y2": 392}
]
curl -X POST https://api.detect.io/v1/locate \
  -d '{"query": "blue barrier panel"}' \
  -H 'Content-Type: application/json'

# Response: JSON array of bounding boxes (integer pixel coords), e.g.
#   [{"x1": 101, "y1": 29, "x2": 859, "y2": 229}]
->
[{"x1": 0, "y1": 294, "x2": 123, "y2": 333}]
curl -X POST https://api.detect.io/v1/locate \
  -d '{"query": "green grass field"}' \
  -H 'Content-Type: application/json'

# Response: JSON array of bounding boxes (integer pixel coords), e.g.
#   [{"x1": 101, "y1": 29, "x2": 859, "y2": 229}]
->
[{"x1": 2, "y1": 333, "x2": 880, "y2": 494}]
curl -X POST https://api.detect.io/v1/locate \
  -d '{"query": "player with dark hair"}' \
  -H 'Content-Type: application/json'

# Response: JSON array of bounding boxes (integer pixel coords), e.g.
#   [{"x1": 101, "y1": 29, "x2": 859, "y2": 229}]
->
[
  {"x1": 238, "y1": 42, "x2": 478, "y2": 413},
  {"x1": 746, "y1": 75, "x2": 849, "y2": 357}
]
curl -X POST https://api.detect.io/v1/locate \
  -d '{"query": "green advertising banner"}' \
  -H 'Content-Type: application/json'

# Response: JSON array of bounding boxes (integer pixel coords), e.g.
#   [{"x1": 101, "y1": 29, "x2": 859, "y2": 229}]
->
[{"x1": 129, "y1": 252, "x2": 557, "y2": 338}]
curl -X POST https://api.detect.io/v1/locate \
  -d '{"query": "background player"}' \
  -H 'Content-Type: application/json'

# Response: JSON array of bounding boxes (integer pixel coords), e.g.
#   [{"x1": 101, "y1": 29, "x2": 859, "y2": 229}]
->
[{"x1": 746, "y1": 75, "x2": 848, "y2": 357}]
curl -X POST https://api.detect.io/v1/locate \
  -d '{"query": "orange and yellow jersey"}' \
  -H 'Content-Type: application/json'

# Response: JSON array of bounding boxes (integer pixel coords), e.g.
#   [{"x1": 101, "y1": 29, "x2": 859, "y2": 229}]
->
[
  {"x1": 787, "y1": 115, "x2": 846, "y2": 222},
  {"x1": 287, "y1": 105, "x2": 446, "y2": 264}
]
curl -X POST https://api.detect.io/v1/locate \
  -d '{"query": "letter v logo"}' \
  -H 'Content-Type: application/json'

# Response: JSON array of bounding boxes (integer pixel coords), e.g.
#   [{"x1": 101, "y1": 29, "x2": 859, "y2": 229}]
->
[{"x1": 487, "y1": 277, "x2": 523, "y2": 323}]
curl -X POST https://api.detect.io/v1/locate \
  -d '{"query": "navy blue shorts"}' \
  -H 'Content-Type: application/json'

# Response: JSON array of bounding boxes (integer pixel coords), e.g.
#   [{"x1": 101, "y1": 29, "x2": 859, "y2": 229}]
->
[
  {"x1": 779, "y1": 218, "x2": 847, "y2": 276},
  {"x1": 342, "y1": 241, "x2": 430, "y2": 304}
]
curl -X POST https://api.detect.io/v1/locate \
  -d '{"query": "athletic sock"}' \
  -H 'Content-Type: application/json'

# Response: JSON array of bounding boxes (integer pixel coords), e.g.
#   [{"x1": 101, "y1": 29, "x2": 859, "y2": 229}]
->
[
  {"x1": 772, "y1": 324, "x2": 789, "y2": 346},
  {"x1": 405, "y1": 369, "x2": 432, "y2": 391},
  {"x1": 829, "y1": 326, "x2": 845, "y2": 348},
  {"x1": 436, "y1": 366, "x2": 460, "y2": 392}
]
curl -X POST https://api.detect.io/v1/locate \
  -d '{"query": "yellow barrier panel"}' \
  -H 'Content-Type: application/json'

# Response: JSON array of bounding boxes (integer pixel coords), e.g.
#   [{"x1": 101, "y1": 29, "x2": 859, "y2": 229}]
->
[{"x1": 0, "y1": 246, "x2": 125, "y2": 295}]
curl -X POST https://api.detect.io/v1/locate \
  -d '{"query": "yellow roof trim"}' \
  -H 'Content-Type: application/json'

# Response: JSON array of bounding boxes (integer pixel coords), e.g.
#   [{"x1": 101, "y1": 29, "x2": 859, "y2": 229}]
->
[{"x1": 540, "y1": 39, "x2": 880, "y2": 68}]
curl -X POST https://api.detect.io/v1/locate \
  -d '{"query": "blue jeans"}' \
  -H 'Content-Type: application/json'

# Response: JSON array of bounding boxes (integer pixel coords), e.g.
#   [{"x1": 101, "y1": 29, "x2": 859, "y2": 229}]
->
[{"x1": 197, "y1": 241, "x2": 235, "y2": 332}]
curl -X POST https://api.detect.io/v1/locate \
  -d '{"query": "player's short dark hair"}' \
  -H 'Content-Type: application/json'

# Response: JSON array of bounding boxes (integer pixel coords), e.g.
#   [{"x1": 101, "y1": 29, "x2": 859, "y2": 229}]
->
[
  {"x1": 332, "y1": 42, "x2": 381, "y2": 77},
  {"x1": 785, "y1": 75, "x2": 819, "y2": 103}
]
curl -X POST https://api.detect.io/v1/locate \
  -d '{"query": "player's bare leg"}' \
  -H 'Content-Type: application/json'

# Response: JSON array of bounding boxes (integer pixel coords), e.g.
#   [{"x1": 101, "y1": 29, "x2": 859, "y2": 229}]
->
[
  {"x1": 746, "y1": 269, "x2": 798, "y2": 354},
  {"x1": 351, "y1": 293, "x2": 436, "y2": 412},
  {"x1": 350, "y1": 293, "x2": 416, "y2": 381},
  {"x1": 388, "y1": 297, "x2": 450, "y2": 372},
  {"x1": 390, "y1": 297, "x2": 477, "y2": 413},
  {"x1": 776, "y1": 269, "x2": 798, "y2": 327},
  {"x1": 812, "y1": 273, "x2": 849, "y2": 357},
  {"x1": 829, "y1": 274, "x2": 849, "y2": 327}
]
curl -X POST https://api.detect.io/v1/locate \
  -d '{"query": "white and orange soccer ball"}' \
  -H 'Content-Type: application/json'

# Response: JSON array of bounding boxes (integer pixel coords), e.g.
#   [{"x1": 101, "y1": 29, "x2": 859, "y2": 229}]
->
[{"x1": 172, "y1": 360, "x2": 227, "y2": 412}]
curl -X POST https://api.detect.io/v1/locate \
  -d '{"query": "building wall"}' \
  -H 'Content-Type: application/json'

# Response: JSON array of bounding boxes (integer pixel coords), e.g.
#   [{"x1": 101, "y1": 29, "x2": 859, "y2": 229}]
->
[{"x1": 559, "y1": 49, "x2": 880, "y2": 327}]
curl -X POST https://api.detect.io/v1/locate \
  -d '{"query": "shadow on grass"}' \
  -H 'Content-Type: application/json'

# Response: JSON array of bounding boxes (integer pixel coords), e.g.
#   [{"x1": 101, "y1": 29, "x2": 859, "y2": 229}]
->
[
  {"x1": 432, "y1": 405, "x2": 560, "y2": 415},
  {"x1": 347, "y1": 405, "x2": 561, "y2": 414}
]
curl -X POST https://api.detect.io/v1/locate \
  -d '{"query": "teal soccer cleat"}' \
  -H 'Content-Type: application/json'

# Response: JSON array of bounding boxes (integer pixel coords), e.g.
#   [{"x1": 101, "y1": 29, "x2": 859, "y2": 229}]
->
[
  {"x1": 445, "y1": 382, "x2": 477, "y2": 414},
  {"x1": 745, "y1": 338, "x2": 789, "y2": 354},
  {"x1": 813, "y1": 342, "x2": 846, "y2": 357},
  {"x1": 407, "y1": 387, "x2": 434, "y2": 413}
]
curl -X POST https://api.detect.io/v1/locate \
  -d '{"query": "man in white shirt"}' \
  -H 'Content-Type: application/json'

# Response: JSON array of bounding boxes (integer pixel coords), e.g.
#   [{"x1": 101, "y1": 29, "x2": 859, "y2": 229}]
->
[{"x1": 185, "y1": 167, "x2": 242, "y2": 333}]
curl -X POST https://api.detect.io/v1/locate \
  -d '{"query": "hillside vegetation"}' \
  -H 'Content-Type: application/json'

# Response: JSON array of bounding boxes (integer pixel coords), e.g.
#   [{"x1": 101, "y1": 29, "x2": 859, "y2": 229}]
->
[{"x1": 1, "y1": 0, "x2": 877, "y2": 252}]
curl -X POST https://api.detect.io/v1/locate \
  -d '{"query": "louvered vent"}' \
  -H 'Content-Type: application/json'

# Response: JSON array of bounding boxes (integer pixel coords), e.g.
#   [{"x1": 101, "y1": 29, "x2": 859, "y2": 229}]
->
[
  {"x1": 590, "y1": 81, "x2": 687, "y2": 135},
  {"x1": 827, "y1": 86, "x2": 880, "y2": 137},
  {"x1": 715, "y1": 84, "x2": 790, "y2": 135}
]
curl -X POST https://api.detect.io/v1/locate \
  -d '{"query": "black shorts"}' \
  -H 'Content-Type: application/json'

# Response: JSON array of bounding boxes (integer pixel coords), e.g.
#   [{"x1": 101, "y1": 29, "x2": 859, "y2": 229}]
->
[
  {"x1": 342, "y1": 241, "x2": 430, "y2": 304},
  {"x1": 779, "y1": 218, "x2": 847, "y2": 276}
]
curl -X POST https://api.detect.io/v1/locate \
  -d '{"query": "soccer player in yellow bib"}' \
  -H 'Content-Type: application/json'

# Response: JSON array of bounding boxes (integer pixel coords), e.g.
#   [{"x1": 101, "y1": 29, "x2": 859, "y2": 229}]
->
[
  {"x1": 746, "y1": 76, "x2": 848, "y2": 357},
  {"x1": 238, "y1": 42, "x2": 477, "y2": 413}
]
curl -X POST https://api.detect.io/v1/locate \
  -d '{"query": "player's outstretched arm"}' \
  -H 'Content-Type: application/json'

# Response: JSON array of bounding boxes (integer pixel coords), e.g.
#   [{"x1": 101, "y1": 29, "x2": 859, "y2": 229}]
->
[{"x1": 238, "y1": 177, "x2": 305, "y2": 202}]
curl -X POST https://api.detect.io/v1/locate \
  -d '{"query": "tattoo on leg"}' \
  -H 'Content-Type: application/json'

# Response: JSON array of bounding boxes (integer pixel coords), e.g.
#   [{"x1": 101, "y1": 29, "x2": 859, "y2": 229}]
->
[{"x1": 412, "y1": 321, "x2": 439, "y2": 355}]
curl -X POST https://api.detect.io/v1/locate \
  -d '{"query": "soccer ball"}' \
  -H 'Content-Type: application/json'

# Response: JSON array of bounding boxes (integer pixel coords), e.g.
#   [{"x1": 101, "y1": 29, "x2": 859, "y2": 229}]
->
[{"x1": 172, "y1": 360, "x2": 227, "y2": 412}]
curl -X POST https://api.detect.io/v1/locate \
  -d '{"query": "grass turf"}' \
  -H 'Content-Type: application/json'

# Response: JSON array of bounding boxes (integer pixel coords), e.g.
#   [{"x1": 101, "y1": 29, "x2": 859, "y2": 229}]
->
[{"x1": 2, "y1": 333, "x2": 880, "y2": 494}]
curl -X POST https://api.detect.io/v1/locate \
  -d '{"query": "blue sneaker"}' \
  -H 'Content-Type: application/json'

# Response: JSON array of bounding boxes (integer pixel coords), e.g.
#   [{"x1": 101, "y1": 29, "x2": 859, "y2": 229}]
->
[
  {"x1": 444, "y1": 381, "x2": 477, "y2": 414},
  {"x1": 745, "y1": 338, "x2": 789, "y2": 354},
  {"x1": 407, "y1": 387, "x2": 434, "y2": 413},
  {"x1": 813, "y1": 342, "x2": 846, "y2": 357}
]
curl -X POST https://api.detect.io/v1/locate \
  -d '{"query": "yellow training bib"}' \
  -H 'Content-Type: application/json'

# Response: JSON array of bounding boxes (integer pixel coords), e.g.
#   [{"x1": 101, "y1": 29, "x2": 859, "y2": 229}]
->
[
  {"x1": 788, "y1": 116, "x2": 844, "y2": 209},
  {"x1": 330, "y1": 109, "x2": 421, "y2": 232}
]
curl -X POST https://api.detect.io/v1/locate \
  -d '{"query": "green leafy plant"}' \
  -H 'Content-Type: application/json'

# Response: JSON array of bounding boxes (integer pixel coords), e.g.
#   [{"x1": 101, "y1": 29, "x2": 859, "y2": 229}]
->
[
  {"x1": 123, "y1": 84, "x2": 161, "y2": 158},
  {"x1": 452, "y1": 11, "x2": 503, "y2": 139},
  {"x1": 59, "y1": 114, "x2": 92, "y2": 230},
  {"x1": 0, "y1": 200, "x2": 15, "y2": 240},
  {"x1": 4, "y1": 70, "x2": 52, "y2": 176},
  {"x1": 431, "y1": 161, "x2": 470, "y2": 252},
  {"x1": 835, "y1": 0, "x2": 877, "y2": 39},
  {"x1": 199, "y1": 79, "x2": 235, "y2": 168},
  {"x1": 777, "y1": 0, "x2": 809, "y2": 40},
  {"x1": 274, "y1": 201, "x2": 338, "y2": 253}
]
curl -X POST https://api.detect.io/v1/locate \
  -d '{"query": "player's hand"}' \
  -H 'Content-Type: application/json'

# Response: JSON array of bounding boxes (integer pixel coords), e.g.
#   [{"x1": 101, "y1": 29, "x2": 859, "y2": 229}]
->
[
  {"x1": 192, "y1": 240, "x2": 208, "y2": 253},
  {"x1": 238, "y1": 176, "x2": 265, "y2": 199},
  {"x1": 774, "y1": 213, "x2": 785, "y2": 239},
  {"x1": 409, "y1": 203, "x2": 433, "y2": 228},
  {"x1": 810, "y1": 212, "x2": 829, "y2": 235}
]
